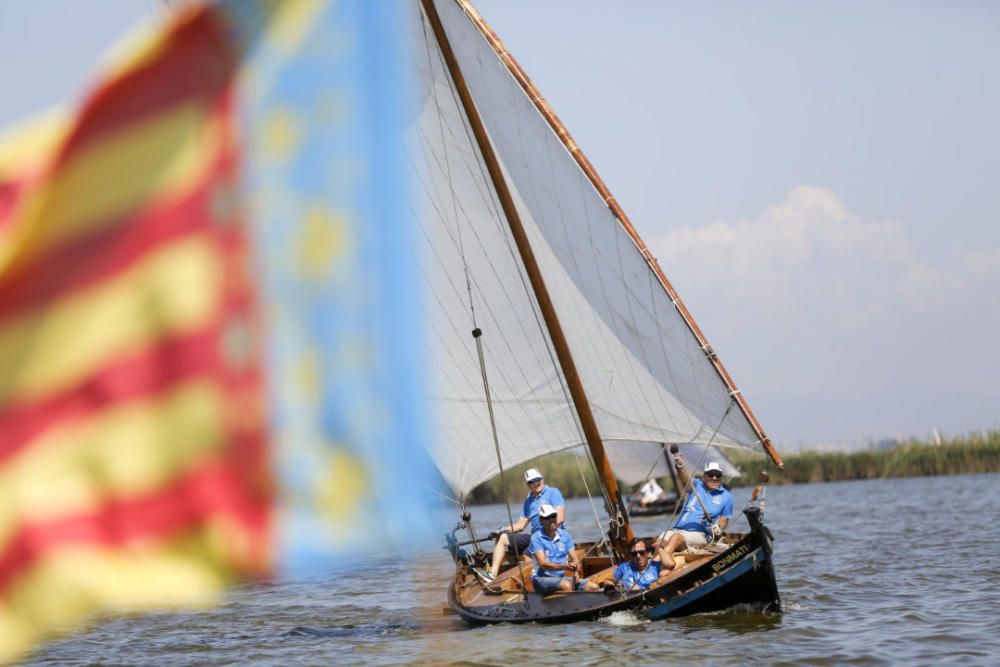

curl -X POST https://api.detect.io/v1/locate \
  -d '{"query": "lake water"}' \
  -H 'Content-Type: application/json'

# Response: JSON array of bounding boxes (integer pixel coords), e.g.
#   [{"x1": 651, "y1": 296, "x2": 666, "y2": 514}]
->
[{"x1": 26, "y1": 473, "x2": 1000, "y2": 665}]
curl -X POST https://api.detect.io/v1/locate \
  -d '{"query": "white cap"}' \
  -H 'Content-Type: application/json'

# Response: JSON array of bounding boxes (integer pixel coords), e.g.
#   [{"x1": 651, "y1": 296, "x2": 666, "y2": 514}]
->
[
  {"x1": 538, "y1": 503, "x2": 558, "y2": 518},
  {"x1": 524, "y1": 468, "x2": 543, "y2": 483},
  {"x1": 704, "y1": 461, "x2": 723, "y2": 474}
]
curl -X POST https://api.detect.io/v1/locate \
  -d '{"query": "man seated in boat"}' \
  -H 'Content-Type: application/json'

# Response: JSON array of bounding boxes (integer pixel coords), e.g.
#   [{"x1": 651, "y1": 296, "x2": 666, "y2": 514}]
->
[
  {"x1": 530, "y1": 503, "x2": 601, "y2": 594},
  {"x1": 604, "y1": 537, "x2": 667, "y2": 593},
  {"x1": 484, "y1": 468, "x2": 565, "y2": 581},
  {"x1": 655, "y1": 457, "x2": 733, "y2": 570},
  {"x1": 637, "y1": 478, "x2": 667, "y2": 507}
]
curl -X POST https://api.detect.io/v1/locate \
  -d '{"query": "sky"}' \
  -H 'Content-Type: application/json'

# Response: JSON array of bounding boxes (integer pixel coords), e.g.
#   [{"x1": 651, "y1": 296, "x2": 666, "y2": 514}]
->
[{"x1": 1, "y1": 1, "x2": 997, "y2": 450}]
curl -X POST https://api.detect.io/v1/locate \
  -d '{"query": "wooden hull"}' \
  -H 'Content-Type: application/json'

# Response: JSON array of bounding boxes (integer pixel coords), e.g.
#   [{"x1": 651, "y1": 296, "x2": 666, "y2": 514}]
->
[{"x1": 448, "y1": 508, "x2": 779, "y2": 624}]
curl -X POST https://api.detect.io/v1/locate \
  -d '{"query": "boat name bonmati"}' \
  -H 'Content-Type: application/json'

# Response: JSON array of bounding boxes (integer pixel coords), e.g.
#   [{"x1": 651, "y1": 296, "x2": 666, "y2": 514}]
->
[{"x1": 711, "y1": 544, "x2": 751, "y2": 573}]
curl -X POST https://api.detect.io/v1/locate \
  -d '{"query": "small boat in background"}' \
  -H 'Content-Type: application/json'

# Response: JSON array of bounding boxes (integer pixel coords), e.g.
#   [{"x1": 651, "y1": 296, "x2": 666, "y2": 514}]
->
[{"x1": 627, "y1": 487, "x2": 680, "y2": 518}]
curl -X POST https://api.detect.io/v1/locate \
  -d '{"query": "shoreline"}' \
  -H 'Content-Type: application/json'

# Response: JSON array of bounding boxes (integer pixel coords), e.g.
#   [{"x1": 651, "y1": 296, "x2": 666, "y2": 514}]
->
[{"x1": 466, "y1": 431, "x2": 1000, "y2": 504}]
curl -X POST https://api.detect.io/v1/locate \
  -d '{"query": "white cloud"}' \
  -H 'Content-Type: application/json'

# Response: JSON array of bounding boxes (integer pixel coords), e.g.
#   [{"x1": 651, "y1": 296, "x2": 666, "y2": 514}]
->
[
  {"x1": 652, "y1": 185, "x2": 968, "y2": 321},
  {"x1": 647, "y1": 186, "x2": 1000, "y2": 445},
  {"x1": 898, "y1": 262, "x2": 965, "y2": 311},
  {"x1": 963, "y1": 247, "x2": 1000, "y2": 276}
]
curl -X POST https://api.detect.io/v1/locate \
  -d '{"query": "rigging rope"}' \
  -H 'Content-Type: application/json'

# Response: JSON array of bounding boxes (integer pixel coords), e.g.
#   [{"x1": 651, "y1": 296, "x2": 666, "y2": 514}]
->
[
  {"x1": 419, "y1": 0, "x2": 615, "y2": 572},
  {"x1": 571, "y1": 445, "x2": 620, "y2": 567},
  {"x1": 473, "y1": 328, "x2": 527, "y2": 597},
  {"x1": 419, "y1": 7, "x2": 529, "y2": 597},
  {"x1": 420, "y1": 0, "x2": 619, "y2": 537},
  {"x1": 426, "y1": 485, "x2": 463, "y2": 507},
  {"x1": 577, "y1": 440, "x2": 628, "y2": 562},
  {"x1": 416, "y1": 5, "x2": 580, "y2": 470},
  {"x1": 659, "y1": 398, "x2": 737, "y2": 539}
]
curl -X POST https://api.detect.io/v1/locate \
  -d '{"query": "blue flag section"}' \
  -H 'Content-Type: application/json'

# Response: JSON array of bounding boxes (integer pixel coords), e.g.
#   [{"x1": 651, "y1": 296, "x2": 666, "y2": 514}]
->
[{"x1": 227, "y1": 0, "x2": 434, "y2": 571}]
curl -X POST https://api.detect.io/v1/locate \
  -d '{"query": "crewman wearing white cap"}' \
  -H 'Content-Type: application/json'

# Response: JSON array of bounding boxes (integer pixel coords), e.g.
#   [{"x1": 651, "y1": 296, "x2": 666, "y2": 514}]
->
[
  {"x1": 529, "y1": 502, "x2": 600, "y2": 593},
  {"x1": 655, "y1": 456, "x2": 733, "y2": 570},
  {"x1": 480, "y1": 467, "x2": 566, "y2": 582}
]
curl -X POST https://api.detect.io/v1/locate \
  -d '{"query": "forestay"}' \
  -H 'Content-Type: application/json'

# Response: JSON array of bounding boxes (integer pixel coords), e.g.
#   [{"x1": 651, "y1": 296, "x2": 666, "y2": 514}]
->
[{"x1": 406, "y1": 0, "x2": 762, "y2": 498}]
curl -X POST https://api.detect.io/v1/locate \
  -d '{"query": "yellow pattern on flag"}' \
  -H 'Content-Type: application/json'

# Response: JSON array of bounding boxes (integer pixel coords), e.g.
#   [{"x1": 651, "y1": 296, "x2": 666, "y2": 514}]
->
[
  {"x1": 0, "y1": 104, "x2": 226, "y2": 274},
  {"x1": 0, "y1": 381, "x2": 226, "y2": 540},
  {"x1": 0, "y1": 237, "x2": 221, "y2": 404},
  {"x1": 0, "y1": 110, "x2": 69, "y2": 177}
]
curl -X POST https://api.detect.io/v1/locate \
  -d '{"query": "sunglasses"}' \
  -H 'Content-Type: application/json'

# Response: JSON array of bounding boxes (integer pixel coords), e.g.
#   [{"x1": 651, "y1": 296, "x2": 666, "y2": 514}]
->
[
  {"x1": 631, "y1": 549, "x2": 648, "y2": 556},
  {"x1": 705, "y1": 472, "x2": 722, "y2": 479}
]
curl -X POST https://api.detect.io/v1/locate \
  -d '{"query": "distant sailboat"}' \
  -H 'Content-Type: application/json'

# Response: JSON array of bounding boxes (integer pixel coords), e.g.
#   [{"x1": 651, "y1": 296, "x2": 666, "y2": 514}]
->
[{"x1": 406, "y1": 0, "x2": 784, "y2": 622}]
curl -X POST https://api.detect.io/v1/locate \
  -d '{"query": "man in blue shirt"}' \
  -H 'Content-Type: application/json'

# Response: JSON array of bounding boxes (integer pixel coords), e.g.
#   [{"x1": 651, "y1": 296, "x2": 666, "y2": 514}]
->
[
  {"x1": 656, "y1": 456, "x2": 733, "y2": 570},
  {"x1": 529, "y1": 503, "x2": 600, "y2": 594},
  {"x1": 607, "y1": 537, "x2": 665, "y2": 592},
  {"x1": 484, "y1": 468, "x2": 566, "y2": 580}
]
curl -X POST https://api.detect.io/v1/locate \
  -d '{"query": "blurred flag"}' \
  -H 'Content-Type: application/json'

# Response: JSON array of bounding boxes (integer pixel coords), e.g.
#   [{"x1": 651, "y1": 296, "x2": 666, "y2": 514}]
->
[
  {"x1": 0, "y1": 111, "x2": 68, "y2": 230},
  {"x1": 0, "y1": 0, "x2": 430, "y2": 661}
]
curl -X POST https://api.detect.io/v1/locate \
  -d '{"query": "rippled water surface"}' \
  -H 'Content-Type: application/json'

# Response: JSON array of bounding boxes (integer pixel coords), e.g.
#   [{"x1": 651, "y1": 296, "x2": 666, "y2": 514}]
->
[{"x1": 27, "y1": 474, "x2": 1000, "y2": 665}]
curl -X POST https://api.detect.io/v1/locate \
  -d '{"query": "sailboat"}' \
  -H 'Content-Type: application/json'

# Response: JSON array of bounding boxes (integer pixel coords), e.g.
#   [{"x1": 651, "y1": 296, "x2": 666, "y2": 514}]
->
[{"x1": 405, "y1": 0, "x2": 784, "y2": 623}]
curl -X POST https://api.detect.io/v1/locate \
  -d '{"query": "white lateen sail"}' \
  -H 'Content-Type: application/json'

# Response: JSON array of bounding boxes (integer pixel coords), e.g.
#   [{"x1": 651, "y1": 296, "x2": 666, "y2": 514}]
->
[{"x1": 404, "y1": 0, "x2": 768, "y2": 498}]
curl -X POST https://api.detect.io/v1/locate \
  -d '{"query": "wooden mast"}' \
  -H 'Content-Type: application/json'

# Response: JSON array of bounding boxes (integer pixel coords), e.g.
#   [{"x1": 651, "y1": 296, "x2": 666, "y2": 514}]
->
[
  {"x1": 420, "y1": 0, "x2": 634, "y2": 550},
  {"x1": 454, "y1": 0, "x2": 784, "y2": 470}
]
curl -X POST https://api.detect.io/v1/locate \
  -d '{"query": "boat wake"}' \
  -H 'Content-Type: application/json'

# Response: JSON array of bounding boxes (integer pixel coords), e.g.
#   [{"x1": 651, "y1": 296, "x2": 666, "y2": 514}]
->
[{"x1": 600, "y1": 611, "x2": 648, "y2": 627}]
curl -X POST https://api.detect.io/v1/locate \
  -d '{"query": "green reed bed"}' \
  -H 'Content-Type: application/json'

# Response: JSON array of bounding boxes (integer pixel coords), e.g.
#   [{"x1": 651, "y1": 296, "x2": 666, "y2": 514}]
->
[
  {"x1": 729, "y1": 431, "x2": 1000, "y2": 485},
  {"x1": 465, "y1": 450, "x2": 601, "y2": 505},
  {"x1": 464, "y1": 432, "x2": 1000, "y2": 503}
]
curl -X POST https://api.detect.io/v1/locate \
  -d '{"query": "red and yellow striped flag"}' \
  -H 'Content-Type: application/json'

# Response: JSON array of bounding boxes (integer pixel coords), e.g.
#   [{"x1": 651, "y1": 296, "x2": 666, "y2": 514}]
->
[
  {"x1": 0, "y1": 6, "x2": 272, "y2": 660},
  {"x1": 1, "y1": 0, "x2": 433, "y2": 659},
  {"x1": 0, "y1": 111, "x2": 68, "y2": 232}
]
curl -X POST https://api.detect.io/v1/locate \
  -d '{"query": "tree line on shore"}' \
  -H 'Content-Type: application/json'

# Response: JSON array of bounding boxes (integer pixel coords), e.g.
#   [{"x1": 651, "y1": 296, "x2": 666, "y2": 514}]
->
[{"x1": 464, "y1": 430, "x2": 1000, "y2": 505}]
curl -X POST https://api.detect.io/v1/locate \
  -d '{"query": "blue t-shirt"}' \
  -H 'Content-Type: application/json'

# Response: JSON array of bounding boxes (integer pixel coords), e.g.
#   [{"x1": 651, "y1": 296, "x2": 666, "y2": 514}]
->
[
  {"x1": 614, "y1": 559, "x2": 662, "y2": 590},
  {"x1": 673, "y1": 478, "x2": 733, "y2": 533},
  {"x1": 529, "y1": 527, "x2": 575, "y2": 577},
  {"x1": 522, "y1": 485, "x2": 565, "y2": 534}
]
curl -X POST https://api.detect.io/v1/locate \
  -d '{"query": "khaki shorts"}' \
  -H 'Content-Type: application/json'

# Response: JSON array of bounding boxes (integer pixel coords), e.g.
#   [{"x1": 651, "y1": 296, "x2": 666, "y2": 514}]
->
[{"x1": 657, "y1": 529, "x2": 707, "y2": 548}]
